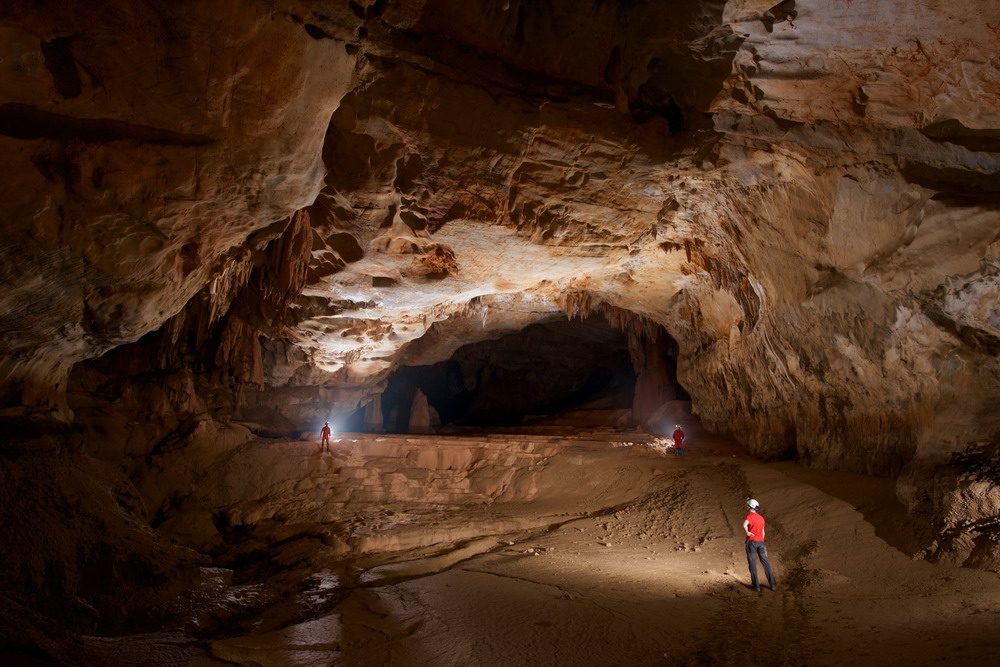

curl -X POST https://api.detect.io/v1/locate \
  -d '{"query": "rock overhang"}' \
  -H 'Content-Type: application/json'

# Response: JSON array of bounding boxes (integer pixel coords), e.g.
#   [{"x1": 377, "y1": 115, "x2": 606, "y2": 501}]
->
[
  {"x1": 0, "y1": 0, "x2": 996, "y2": 484},
  {"x1": 3, "y1": 5, "x2": 1000, "y2": 644}
]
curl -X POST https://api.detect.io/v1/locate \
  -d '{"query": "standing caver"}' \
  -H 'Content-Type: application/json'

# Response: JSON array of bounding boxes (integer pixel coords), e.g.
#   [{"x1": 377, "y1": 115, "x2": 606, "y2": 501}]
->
[
  {"x1": 742, "y1": 498, "x2": 778, "y2": 592},
  {"x1": 320, "y1": 421, "x2": 332, "y2": 452}
]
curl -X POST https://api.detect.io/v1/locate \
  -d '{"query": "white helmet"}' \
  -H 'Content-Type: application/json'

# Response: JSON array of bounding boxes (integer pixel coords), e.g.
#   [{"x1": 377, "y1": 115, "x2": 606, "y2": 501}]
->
[{"x1": 746, "y1": 498, "x2": 760, "y2": 509}]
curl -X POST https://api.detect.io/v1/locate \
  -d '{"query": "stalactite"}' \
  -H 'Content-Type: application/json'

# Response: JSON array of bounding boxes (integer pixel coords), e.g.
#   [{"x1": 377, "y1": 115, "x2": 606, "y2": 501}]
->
[
  {"x1": 556, "y1": 289, "x2": 595, "y2": 320},
  {"x1": 675, "y1": 240, "x2": 761, "y2": 332},
  {"x1": 454, "y1": 296, "x2": 485, "y2": 319},
  {"x1": 251, "y1": 211, "x2": 313, "y2": 331},
  {"x1": 600, "y1": 304, "x2": 662, "y2": 341},
  {"x1": 557, "y1": 289, "x2": 662, "y2": 342},
  {"x1": 206, "y1": 251, "x2": 255, "y2": 327}
]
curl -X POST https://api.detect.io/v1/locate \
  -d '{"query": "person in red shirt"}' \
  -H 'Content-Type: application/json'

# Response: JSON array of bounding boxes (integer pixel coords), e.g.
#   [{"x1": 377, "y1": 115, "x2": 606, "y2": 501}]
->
[
  {"x1": 672, "y1": 425, "x2": 685, "y2": 456},
  {"x1": 320, "y1": 421, "x2": 332, "y2": 452},
  {"x1": 742, "y1": 498, "x2": 778, "y2": 592}
]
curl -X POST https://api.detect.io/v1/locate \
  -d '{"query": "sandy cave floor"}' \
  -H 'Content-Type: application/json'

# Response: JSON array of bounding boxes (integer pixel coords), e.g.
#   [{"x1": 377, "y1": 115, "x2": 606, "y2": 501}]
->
[{"x1": 78, "y1": 434, "x2": 1000, "y2": 667}]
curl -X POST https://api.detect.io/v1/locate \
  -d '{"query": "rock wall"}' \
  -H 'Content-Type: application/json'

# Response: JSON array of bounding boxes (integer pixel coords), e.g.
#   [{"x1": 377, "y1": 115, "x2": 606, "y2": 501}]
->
[
  {"x1": 279, "y1": 0, "x2": 999, "y2": 477},
  {"x1": 1, "y1": 0, "x2": 999, "y2": 574},
  {"x1": 0, "y1": 433, "x2": 204, "y2": 637},
  {"x1": 0, "y1": 0, "x2": 357, "y2": 418}
]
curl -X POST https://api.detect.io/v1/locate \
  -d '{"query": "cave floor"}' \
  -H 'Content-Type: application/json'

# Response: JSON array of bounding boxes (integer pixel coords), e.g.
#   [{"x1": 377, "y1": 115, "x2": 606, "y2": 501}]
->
[{"x1": 81, "y1": 433, "x2": 1000, "y2": 666}]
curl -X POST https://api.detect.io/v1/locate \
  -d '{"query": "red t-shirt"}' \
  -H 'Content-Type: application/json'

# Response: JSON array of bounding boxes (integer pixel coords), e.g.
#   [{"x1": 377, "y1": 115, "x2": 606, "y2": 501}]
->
[
  {"x1": 673, "y1": 429, "x2": 684, "y2": 445},
  {"x1": 321, "y1": 426, "x2": 331, "y2": 438},
  {"x1": 745, "y1": 512, "x2": 765, "y2": 541}
]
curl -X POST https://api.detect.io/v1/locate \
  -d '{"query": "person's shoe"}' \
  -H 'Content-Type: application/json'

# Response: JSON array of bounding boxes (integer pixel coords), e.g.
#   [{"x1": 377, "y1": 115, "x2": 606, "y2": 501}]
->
[
  {"x1": 770, "y1": 584, "x2": 778, "y2": 591},
  {"x1": 752, "y1": 586, "x2": 760, "y2": 592}
]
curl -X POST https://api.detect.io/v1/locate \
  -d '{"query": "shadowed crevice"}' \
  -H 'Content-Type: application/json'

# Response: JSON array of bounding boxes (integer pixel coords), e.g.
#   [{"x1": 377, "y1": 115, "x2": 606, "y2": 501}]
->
[
  {"x1": 40, "y1": 35, "x2": 82, "y2": 99},
  {"x1": 921, "y1": 119, "x2": 1000, "y2": 153},
  {"x1": 0, "y1": 103, "x2": 214, "y2": 146}
]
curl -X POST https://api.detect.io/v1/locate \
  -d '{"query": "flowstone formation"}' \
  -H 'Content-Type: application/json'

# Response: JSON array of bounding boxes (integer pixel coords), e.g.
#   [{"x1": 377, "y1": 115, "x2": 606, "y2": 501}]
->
[{"x1": 2, "y1": 0, "x2": 1000, "y2": 652}]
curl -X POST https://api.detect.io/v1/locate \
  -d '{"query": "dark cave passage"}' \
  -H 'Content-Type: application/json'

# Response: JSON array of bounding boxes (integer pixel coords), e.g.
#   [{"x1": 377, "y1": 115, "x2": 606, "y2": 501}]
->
[{"x1": 348, "y1": 314, "x2": 690, "y2": 433}]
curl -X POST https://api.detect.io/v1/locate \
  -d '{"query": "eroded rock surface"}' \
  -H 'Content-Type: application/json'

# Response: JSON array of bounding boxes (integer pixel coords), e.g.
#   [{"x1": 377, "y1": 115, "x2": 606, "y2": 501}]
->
[
  {"x1": 2, "y1": 0, "x2": 1000, "y2": 654},
  {"x1": 0, "y1": 0, "x2": 357, "y2": 417},
  {"x1": 3, "y1": 1, "x2": 996, "y2": 463}
]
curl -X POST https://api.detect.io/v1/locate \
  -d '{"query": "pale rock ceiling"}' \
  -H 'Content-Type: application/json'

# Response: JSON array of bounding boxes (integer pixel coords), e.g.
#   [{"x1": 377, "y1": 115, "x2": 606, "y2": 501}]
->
[{"x1": 1, "y1": 0, "x2": 998, "y2": 502}]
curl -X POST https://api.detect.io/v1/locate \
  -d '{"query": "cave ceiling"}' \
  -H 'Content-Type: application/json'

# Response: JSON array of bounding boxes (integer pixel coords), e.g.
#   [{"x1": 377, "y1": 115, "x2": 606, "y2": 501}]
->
[{"x1": 1, "y1": 0, "x2": 999, "y2": 473}]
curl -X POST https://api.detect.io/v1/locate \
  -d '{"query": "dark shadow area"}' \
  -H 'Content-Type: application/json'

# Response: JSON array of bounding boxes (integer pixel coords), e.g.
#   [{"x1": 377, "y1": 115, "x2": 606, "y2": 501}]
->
[
  {"x1": 774, "y1": 462, "x2": 922, "y2": 557},
  {"x1": 0, "y1": 103, "x2": 213, "y2": 145},
  {"x1": 353, "y1": 315, "x2": 639, "y2": 432},
  {"x1": 348, "y1": 313, "x2": 692, "y2": 434}
]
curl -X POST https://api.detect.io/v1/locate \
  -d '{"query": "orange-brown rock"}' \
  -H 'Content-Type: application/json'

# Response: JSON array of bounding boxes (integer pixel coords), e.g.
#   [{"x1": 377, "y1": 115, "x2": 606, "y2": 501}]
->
[
  {"x1": 0, "y1": 1, "x2": 357, "y2": 418},
  {"x1": 2, "y1": 0, "x2": 1000, "y2": 640}
]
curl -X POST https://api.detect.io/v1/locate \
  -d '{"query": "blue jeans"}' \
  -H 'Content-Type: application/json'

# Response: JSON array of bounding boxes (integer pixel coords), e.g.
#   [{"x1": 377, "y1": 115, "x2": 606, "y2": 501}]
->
[{"x1": 745, "y1": 540, "x2": 777, "y2": 589}]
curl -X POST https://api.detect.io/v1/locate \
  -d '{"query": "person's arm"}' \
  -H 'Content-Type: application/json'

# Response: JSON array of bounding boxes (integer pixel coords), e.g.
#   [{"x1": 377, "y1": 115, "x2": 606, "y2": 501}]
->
[{"x1": 743, "y1": 518, "x2": 753, "y2": 538}]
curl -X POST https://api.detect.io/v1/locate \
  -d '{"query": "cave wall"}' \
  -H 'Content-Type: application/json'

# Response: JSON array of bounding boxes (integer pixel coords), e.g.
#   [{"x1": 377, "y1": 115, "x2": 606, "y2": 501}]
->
[
  {"x1": 670, "y1": 130, "x2": 1000, "y2": 474},
  {"x1": 1, "y1": 0, "x2": 992, "y2": 474},
  {"x1": 1, "y1": 0, "x2": 999, "y2": 577},
  {"x1": 282, "y1": 0, "x2": 999, "y2": 476},
  {"x1": 0, "y1": 0, "x2": 357, "y2": 418}
]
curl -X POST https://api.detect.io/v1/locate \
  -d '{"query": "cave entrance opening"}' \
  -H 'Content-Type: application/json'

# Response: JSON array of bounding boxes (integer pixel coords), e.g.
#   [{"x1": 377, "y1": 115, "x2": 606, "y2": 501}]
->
[{"x1": 347, "y1": 313, "x2": 691, "y2": 435}]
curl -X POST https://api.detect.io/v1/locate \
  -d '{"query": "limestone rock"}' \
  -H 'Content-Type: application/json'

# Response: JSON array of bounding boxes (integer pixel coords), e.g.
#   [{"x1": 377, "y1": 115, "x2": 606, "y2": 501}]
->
[
  {"x1": 1, "y1": 0, "x2": 1000, "y2": 585},
  {"x1": 0, "y1": 1, "x2": 357, "y2": 417}
]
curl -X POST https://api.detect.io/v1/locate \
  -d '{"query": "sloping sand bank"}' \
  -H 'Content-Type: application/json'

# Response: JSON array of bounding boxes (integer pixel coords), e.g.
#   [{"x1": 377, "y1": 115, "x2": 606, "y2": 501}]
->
[{"x1": 190, "y1": 435, "x2": 1000, "y2": 666}]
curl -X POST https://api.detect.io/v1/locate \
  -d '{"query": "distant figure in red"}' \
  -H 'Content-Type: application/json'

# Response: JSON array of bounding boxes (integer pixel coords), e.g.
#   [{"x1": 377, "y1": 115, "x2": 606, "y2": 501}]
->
[
  {"x1": 320, "y1": 421, "x2": 332, "y2": 452},
  {"x1": 672, "y1": 424, "x2": 685, "y2": 456}
]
